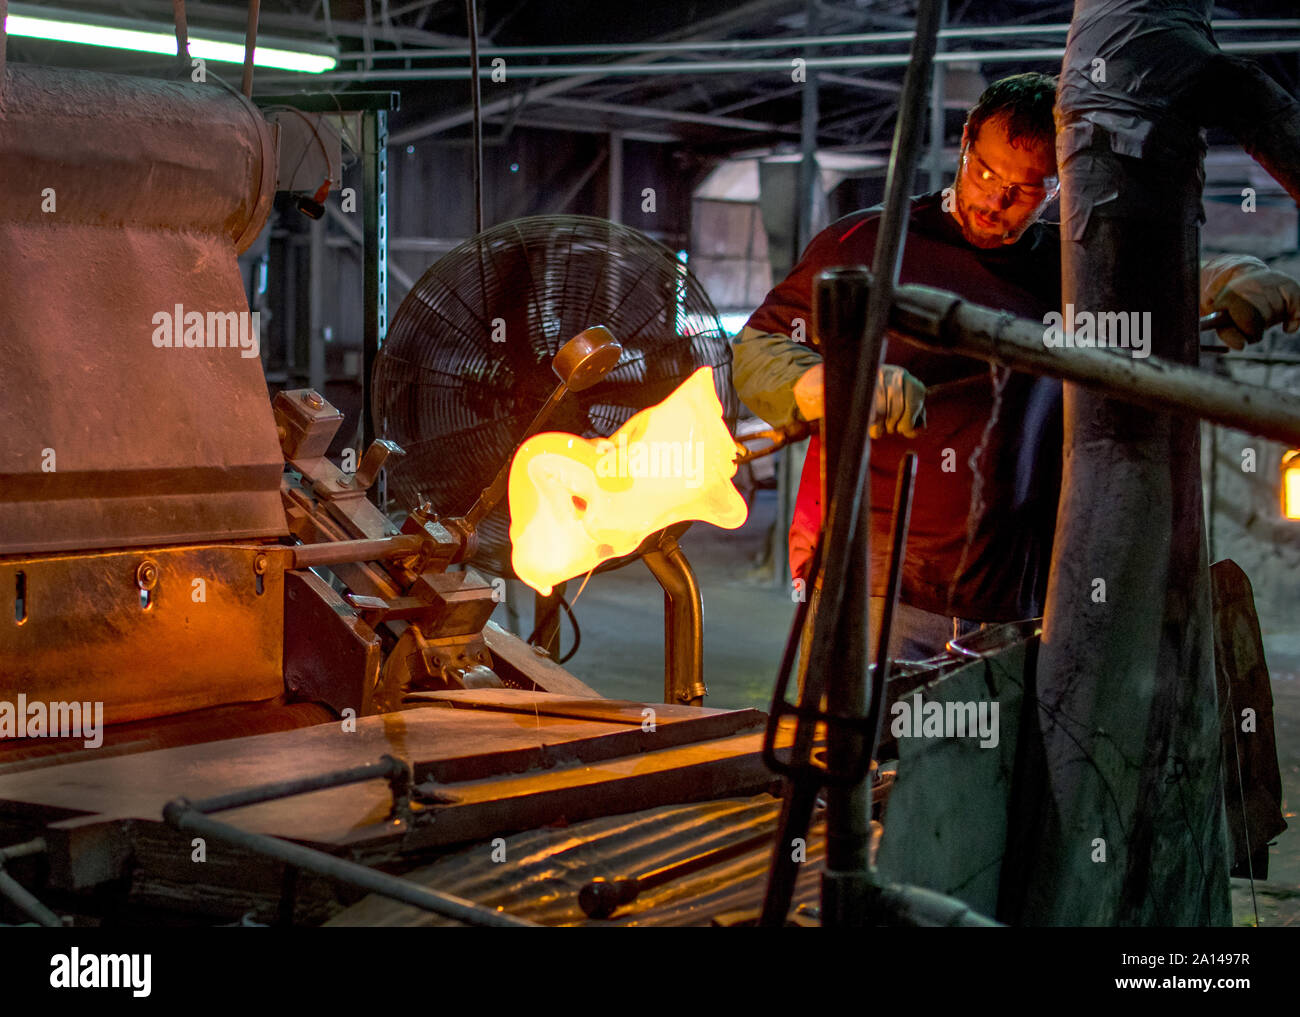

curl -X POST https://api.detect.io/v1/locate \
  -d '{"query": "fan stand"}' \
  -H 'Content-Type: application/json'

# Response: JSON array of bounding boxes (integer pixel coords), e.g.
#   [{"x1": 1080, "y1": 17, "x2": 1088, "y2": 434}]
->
[
  {"x1": 641, "y1": 528, "x2": 706, "y2": 707},
  {"x1": 528, "y1": 526, "x2": 705, "y2": 708}
]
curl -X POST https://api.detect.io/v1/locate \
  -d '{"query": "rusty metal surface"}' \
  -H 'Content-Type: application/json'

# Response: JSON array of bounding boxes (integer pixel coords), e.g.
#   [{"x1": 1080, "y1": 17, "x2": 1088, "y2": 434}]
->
[
  {"x1": 0, "y1": 544, "x2": 288, "y2": 726},
  {"x1": 0, "y1": 702, "x2": 333, "y2": 777},
  {"x1": 326, "y1": 794, "x2": 825, "y2": 926},
  {"x1": 283, "y1": 570, "x2": 382, "y2": 717},
  {"x1": 0, "y1": 64, "x2": 284, "y2": 554}
]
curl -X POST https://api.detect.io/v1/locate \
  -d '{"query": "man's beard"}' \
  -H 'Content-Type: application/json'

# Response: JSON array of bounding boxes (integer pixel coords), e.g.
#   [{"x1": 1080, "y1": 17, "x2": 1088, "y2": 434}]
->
[{"x1": 954, "y1": 176, "x2": 1033, "y2": 248}]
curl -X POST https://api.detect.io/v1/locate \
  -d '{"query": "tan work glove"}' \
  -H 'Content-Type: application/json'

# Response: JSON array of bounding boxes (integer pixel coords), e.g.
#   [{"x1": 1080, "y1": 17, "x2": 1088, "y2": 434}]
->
[
  {"x1": 792, "y1": 362, "x2": 926, "y2": 438},
  {"x1": 1201, "y1": 255, "x2": 1300, "y2": 349}
]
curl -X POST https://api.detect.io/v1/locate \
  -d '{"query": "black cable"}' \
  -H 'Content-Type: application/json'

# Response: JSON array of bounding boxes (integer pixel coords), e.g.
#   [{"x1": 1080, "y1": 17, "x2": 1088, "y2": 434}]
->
[
  {"x1": 556, "y1": 594, "x2": 581, "y2": 664},
  {"x1": 524, "y1": 591, "x2": 582, "y2": 664},
  {"x1": 465, "y1": 0, "x2": 485, "y2": 235}
]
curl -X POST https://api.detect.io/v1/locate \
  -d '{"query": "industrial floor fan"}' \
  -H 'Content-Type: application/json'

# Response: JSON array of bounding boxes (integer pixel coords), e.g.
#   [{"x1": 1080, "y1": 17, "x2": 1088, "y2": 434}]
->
[{"x1": 371, "y1": 215, "x2": 737, "y2": 693}]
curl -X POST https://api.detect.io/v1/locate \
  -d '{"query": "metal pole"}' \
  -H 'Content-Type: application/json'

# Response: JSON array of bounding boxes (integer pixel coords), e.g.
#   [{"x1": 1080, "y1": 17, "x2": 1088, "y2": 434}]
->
[
  {"x1": 309, "y1": 214, "x2": 326, "y2": 395},
  {"x1": 928, "y1": 7, "x2": 947, "y2": 192},
  {"x1": 241, "y1": 0, "x2": 260, "y2": 97},
  {"x1": 163, "y1": 801, "x2": 538, "y2": 927},
  {"x1": 608, "y1": 131, "x2": 623, "y2": 223},
  {"x1": 465, "y1": 0, "x2": 484, "y2": 235},
  {"x1": 362, "y1": 105, "x2": 389, "y2": 500},
  {"x1": 642, "y1": 530, "x2": 706, "y2": 706},
  {"x1": 332, "y1": 21, "x2": 1300, "y2": 62},
  {"x1": 188, "y1": 756, "x2": 410, "y2": 815},
  {"x1": 887, "y1": 283, "x2": 1300, "y2": 446},
  {"x1": 814, "y1": 0, "x2": 945, "y2": 928},
  {"x1": 259, "y1": 39, "x2": 1300, "y2": 87}
]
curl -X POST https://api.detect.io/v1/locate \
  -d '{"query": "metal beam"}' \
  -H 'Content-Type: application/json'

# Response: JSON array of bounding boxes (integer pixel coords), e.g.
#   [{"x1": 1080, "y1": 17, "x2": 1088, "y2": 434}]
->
[
  {"x1": 330, "y1": 20, "x2": 1300, "y2": 61},
  {"x1": 481, "y1": 112, "x2": 675, "y2": 143},
  {"x1": 381, "y1": 0, "x2": 795, "y2": 145},
  {"x1": 259, "y1": 38, "x2": 1300, "y2": 89},
  {"x1": 608, "y1": 131, "x2": 623, "y2": 224},
  {"x1": 131, "y1": 0, "x2": 467, "y2": 46},
  {"x1": 533, "y1": 96, "x2": 795, "y2": 134}
]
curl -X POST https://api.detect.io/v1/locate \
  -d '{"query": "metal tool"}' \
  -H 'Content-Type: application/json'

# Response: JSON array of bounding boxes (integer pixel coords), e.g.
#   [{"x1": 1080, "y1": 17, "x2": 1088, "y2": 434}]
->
[
  {"x1": 1200, "y1": 308, "x2": 1236, "y2": 353},
  {"x1": 579, "y1": 827, "x2": 779, "y2": 919},
  {"x1": 733, "y1": 418, "x2": 819, "y2": 464},
  {"x1": 462, "y1": 325, "x2": 623, "y2": 529}
]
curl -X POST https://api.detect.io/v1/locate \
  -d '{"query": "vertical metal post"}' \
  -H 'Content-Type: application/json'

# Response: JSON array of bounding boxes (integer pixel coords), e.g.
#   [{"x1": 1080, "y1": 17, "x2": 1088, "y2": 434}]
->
[
  {"x1": 796, "y1": 0, "x2": 821, "y2": 255},
  {"x1": 362, "y1": 106, "x2": 389, "y2": 505},
  {"x1": 927, "y1": 20, "x2": 947, "y2": 192},
  {"x1": 309, "y1": 215, "x2": 326, "y2": 397},
  {"x1": 532, "y1": 583, "x2": 566, "y2": 661},
  {"x1": 608, "y1": 131, "x2": 624, "y2": 224},
  {"x1": 1, "y1": 0, "x2": 8, "y2": 93},
  {"x1": 813, "y1": 0, "x2": 944, "y2": 928},
  {"x1": 773, "y1": 0, "x2": 823, "y2": 593},
  {"x1": 643, "y1": 531, "x2": 707, "y2": 707}
]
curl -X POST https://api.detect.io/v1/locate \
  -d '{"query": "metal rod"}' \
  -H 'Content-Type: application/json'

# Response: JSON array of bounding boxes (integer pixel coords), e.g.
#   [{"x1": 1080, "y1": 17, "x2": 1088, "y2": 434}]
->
[
  {"x1": 580, "y1": 826, "x2": 777, "y2": 919},
  {"x1": 258, "y1": 40, "x2": 1300, "y2": 85},
  {"x1": 0, "y1": 839, "x2": 59, "y2": 927},
  {"x1": 816, "y1": 0, "x2": 945, "y2": 929},
  {"x1": 292, "y1": 533, "x2": 426, "y2": 568},
  {"x1": 462, "y1": 381, "x2": 572, "y2": 529},
  {"x1": 642, "y1": 531, "x2": 706, "y2": 706},
  {"x1": 758, "y1": 536, "x2": 823, "y2": 927},
  {"x1": 241, "y1": 0, "x2": 260, "y2": 97},
  {"x1": 863, "y1": 453, "x2": 917, "y2": 755},
  {"x1": 186, "y1": 756, "x2": 410, "y2": 815},
  {"x1": 870, "y1": 881, "x2": 1001, "y2": 927},
  {"x1": 163, "y1": 801, "x2": 537, "y2": 927},
  {"x1": 334, "y1": 20, "x2": 1300, "y2": 61},
  {"x1": 464, "y1": 0, "x2": 484, "y2": 235},
  {"x1": 362, "y1": 105, "x2": 390, "y2": 474},
  {"x1": 171, "y1": 0, "x2": 189, "y2": 61},
  {"x1": 889, "y1": 283, "x2": 1300, "y2": 446}
]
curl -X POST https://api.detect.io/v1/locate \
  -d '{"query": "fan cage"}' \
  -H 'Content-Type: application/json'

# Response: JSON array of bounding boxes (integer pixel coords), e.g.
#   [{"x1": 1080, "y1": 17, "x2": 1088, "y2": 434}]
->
[{"x1": 372, "y1": 215, "x2": 739, "y2": 579}]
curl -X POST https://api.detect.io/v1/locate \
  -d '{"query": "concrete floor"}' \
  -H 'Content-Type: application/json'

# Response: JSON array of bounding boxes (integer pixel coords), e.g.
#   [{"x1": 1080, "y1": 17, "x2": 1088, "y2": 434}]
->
[{"x1": 492, "y1": 486, "x2": 1300, "y2": 917}]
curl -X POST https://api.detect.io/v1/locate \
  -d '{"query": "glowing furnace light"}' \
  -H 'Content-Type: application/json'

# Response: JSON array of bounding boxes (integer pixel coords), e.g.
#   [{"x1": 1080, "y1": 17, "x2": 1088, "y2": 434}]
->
[
  {"x1": 509, "y1": 366, "x2": 748, "y2": 595},
  {"x1": 1283, "y1": 450, "x2": 1300, "y2": 521}
]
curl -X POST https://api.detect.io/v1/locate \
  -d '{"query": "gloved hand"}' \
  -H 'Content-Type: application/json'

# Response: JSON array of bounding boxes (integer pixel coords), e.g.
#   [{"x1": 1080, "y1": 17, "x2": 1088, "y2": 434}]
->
[
  {"x1": 791, "y1": 362, "x2": 926, "y2": 438},
  {"x1": 871, "y1": 364, "x2": 927, "y2": 439},
  {"x1": 1201, "y1": 255, "x2": 1300, "y2": 350}
]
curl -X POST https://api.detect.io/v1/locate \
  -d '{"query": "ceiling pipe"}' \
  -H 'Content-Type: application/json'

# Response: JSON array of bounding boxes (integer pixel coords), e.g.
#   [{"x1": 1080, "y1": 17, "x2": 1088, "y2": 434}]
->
[
  {"x1": 257, "y1": 38, "x2": 1300, "y2": 85},
  {"x1": 332, "y1": 20, "x2": 1300, "y2": 62}
]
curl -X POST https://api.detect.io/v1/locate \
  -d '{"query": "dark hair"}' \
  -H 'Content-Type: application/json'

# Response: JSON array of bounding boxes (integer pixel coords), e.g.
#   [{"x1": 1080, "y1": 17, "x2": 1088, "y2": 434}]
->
[{"x1": 967, "y1": 72, "x2": 1057, "y2": 153}]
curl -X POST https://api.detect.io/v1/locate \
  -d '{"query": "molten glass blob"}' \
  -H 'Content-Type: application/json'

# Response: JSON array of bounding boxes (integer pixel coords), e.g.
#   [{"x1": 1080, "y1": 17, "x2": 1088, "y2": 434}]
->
[{"x1": 509, "y1": 366, "x2": 748, "y2": 595}]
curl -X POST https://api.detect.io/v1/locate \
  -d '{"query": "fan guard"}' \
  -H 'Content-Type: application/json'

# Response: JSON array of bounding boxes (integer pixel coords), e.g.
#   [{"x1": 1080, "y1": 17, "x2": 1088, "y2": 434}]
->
[{"x1": 372, "y1": 214, "x2": 738, "y2": 579}]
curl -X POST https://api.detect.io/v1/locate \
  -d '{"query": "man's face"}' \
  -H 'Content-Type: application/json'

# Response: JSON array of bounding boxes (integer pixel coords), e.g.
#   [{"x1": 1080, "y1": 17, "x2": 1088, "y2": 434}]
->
[{"x1": 950, "y1": 115, "x2": 1058, "y2": 249}]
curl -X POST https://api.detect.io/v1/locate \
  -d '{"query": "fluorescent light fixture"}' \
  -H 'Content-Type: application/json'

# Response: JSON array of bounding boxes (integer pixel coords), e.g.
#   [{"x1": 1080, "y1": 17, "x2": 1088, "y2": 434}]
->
[{"x1": 4, "y1": 3, "x2": 337, "y2": 73}]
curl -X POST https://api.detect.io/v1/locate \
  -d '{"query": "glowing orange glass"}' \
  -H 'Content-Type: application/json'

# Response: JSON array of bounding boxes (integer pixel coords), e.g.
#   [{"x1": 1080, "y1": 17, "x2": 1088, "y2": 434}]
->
[
  {"x1": 1282, "y1": 450, "x2": 1300, "y2": 520},
  {"x1": 508, "y1": 366, "x2": 748, "y2": 595}
]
